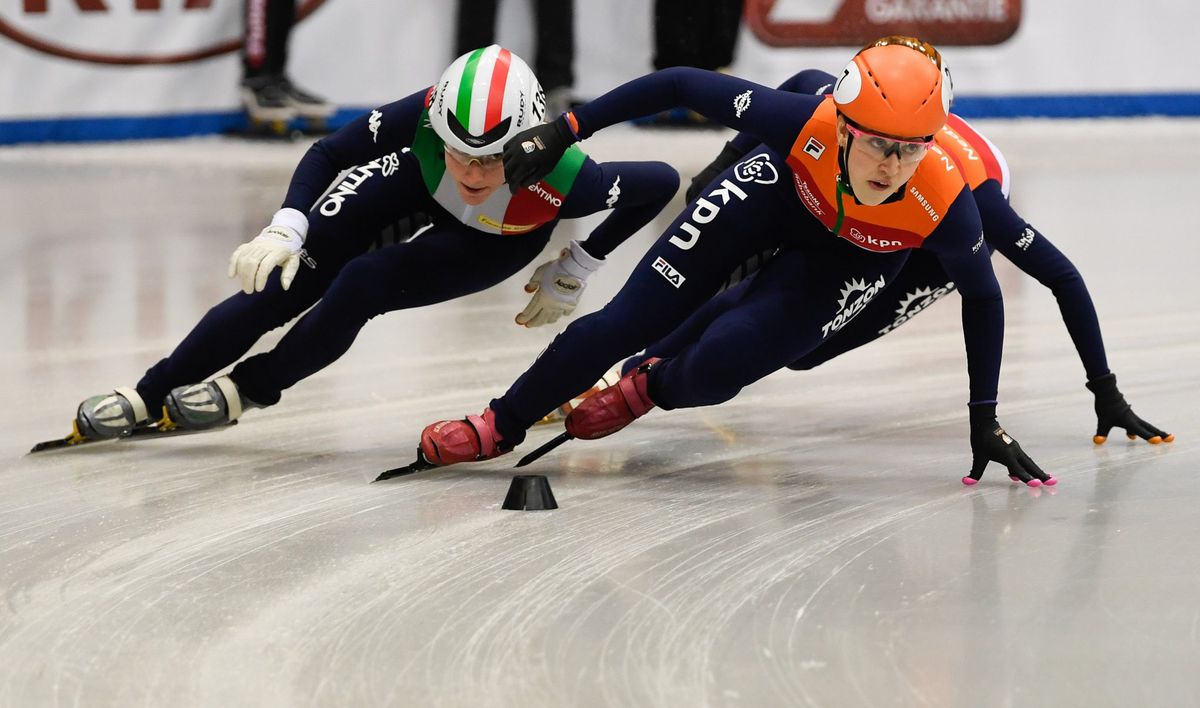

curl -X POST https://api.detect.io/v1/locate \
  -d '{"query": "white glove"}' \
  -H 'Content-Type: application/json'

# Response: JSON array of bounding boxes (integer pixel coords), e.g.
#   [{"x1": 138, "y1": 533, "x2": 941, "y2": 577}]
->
[
  {"x1": 228, "y1": 208, "x2": 309, "y2": 294},
  {"x1": 516, "y1": 239, "x2": 604, "y2": 327}
]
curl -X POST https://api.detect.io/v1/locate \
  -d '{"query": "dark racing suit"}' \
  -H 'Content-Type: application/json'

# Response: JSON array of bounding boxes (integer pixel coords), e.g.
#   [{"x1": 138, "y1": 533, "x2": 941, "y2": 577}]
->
[
  {"x1": 486, "y1": 68, "x2": 1018, "y2": 446},
  {"x1": 131, "y1": 89, "x2": 679, "y2": 410},
  {"x1": 647, "y1": 69, "x2": 1111, "y2": 382}
]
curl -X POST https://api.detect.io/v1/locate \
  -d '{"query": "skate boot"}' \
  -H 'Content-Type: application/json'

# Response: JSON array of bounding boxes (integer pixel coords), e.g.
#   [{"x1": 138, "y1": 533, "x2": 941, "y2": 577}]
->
[
  {"x1": 240, "y1": 75, "x2": 297, "y2": 130},
  {"x1": 420, "y1": 407, "x2": 512, "y2": 466},
  {"x1": 161, "y1": 375, "x2": 258, "y2": 431},
  {"x1": 565, "y1": 358, "x2": 660, "y2": 440},
  {"x1": 279, "y1": 76, "x2": 335, "y2": 122},
  {"x1": 537, "y1": 364, "x2": 624, "y2": 425},
  {"x1": 75, "y1": 387, "x2": 151, "y2": 439}
]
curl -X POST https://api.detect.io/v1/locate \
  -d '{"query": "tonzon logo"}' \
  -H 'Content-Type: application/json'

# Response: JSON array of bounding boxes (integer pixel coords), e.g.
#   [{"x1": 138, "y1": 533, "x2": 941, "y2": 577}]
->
[{"x1": 0, "y1": 0, "x2": 328, "y2": 65}]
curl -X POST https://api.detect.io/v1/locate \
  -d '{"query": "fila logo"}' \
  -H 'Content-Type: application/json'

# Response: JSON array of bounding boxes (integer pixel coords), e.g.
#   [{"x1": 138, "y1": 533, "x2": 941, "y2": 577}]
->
[
  {"x1": 803, "y1": 137, "x2": 825, "y2": 159},
  {"x1": 652, "y1": 256, "x2": 685, "y2": 288}
]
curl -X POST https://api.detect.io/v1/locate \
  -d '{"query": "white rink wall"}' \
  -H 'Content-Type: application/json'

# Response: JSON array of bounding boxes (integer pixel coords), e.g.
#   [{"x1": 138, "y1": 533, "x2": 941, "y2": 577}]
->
[{"x1": 1, "y1": 0, "x2": 1198, "y2": 141}]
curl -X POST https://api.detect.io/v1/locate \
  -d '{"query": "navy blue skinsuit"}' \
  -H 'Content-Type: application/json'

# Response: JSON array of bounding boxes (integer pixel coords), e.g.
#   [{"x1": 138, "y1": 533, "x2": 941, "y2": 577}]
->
[
  {"x1": 486, "y1": 67, "x2": 1015, "y2": 446},
  {"x1": 132, "y1": 89, "x2": 679, "y2": 410},
  {"x1": 645, "y1": 70, "x2": 1111, "y2": 381}
]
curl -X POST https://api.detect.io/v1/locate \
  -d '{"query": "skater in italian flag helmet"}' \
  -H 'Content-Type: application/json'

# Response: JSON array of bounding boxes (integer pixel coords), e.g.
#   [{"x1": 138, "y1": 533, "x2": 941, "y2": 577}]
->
[{"x1": 62, "y1": 46, "x2": 679, "y2": 446}]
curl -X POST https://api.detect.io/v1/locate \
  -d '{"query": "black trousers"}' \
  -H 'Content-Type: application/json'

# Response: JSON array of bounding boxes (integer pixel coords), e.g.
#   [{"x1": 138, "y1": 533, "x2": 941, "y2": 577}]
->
[{"x1": 455, "y1": 0, "x2": 575, "y2": 90}]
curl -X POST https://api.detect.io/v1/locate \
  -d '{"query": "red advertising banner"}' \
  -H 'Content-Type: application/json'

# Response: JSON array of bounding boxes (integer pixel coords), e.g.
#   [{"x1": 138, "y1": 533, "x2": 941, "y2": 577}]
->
[
  {"x1": 0, "y1": 0, "x2": 326, "y2": 64},
  {"x1": 744, "y1": 0, "x2": 1022, "y2": 47}
]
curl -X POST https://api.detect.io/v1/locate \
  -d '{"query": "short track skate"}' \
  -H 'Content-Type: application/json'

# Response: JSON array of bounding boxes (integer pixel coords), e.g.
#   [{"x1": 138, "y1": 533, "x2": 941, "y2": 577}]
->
[{"x1": 29, "y1": 417, "x2": 236, "y2": 454}]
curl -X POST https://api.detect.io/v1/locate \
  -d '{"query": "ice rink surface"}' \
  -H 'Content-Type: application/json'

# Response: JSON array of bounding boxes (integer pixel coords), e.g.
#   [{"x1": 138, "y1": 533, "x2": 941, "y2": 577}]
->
[{"x1": 1, "y1": 120, "x2": 1198, "y2": 707}]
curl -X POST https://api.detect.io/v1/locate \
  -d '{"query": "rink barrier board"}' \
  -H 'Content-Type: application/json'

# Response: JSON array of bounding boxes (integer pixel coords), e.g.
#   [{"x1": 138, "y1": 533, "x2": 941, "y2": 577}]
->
[{"x1": 2, "y1": 94, "x2": 1199, "y2": 145}]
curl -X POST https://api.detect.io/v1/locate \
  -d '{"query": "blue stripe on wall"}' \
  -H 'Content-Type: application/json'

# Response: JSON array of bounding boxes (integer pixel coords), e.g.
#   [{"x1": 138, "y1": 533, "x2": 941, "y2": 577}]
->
[
  {"x1": 1, "y1": 95, "x2": 1199, "y2": 145},
  {"x1": 952, "y1": 93, "x2": 1200, "y2": 119},
  {"x1": 0, "y1": 108, "x2": 363, "y2": 145}
]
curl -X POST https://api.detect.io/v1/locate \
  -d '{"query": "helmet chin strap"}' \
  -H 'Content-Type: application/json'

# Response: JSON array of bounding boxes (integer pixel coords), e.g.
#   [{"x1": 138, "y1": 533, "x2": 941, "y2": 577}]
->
[{"x1": 836, "y1": 136, "x2": 859, "y2": 203}]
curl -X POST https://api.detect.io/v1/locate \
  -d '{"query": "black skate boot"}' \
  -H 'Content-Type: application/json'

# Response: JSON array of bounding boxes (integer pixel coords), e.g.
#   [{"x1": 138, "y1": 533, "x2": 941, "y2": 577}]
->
[
  {"x1": 240, "y1": 75, "x2": 296, "y2": 134},
  {"x1": 162, "y1": 375, "x2": 260, "y2": 431},
  {"x1": 279, "y1": 76, "x2": 334, "y2": 122},
  {"x1": 75, "y1": 387, "x2": 150, "y2": 439}
]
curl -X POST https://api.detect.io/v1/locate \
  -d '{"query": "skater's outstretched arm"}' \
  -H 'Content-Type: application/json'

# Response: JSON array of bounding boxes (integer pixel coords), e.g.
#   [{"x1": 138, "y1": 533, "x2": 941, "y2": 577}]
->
[
  {"x1": 502, "y1": 68, "x2": 818, "y2": 190},
  {"x1": 973, "y1": 181, "x2": 1173, "y2": 444}
]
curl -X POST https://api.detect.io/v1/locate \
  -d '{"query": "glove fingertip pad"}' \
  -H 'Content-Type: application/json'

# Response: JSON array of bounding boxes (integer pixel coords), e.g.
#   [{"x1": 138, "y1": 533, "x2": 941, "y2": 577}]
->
[
  {"x1": 1092, "y1": 435, "x2": 1107, "y2": 445},
  {"x1": 961, "y1": 476, "x2": 979, "y2": 486}
]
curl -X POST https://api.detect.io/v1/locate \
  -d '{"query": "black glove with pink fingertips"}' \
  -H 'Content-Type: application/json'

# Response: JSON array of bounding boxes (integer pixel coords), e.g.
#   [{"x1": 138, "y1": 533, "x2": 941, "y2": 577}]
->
[{"x1": 964, "y1": 403, "x2": 1057, "y2": 487}]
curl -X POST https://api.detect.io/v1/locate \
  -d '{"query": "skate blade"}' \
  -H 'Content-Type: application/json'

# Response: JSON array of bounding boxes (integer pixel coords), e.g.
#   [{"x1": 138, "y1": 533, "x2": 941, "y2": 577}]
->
[
  {"x1": 374, "y1": 448, "x2": 438, "y2": 482},
  {"x1": 29, "y1": 419, "x2": 93, "y2": 453},
  {"x1": 28, "y1": 419, "x2": 236, "y2": 455}
]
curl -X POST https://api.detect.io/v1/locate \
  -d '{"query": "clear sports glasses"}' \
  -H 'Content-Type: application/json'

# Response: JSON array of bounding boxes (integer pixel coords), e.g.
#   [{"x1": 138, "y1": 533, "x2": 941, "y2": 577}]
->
[
  {"x1": 844, "y1": 122, "x2": 934, "y2": 164},
  {"x1": 444, "y1": 144, "x2": 504, "y2": 168}
]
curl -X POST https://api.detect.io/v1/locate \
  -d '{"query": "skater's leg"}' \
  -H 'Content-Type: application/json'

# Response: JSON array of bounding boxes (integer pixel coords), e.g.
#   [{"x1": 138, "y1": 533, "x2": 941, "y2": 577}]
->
[{"x1": 228, "y1": 225, "x2": 553, "y2": 406}]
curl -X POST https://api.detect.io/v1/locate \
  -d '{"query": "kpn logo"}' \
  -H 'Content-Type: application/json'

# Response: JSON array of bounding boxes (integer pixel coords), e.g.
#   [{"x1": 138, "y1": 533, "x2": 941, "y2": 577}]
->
[{"x1": 0, "y1": 0, "x2": 326, "y2": 65}]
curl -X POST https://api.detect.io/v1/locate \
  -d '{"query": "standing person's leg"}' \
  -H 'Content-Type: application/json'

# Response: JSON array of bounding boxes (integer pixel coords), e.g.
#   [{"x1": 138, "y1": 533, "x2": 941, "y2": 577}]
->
[
  {"x1": 241, "y1": 0, "x2": 297, "y2": 122},
  {"x1": 228, "y1": 224, "x2": 553, "y2": 407},
  {"x1": 652, "y1": 0, "x2": 697, "y2": 69},
  {"x1": 456, "y1": 0, "x2": 499, "y2": 57},
  {"x1": 648, "y1": 0, "x2": 720, "y2": 125},
  {"x1": 704, "y1": 0, "x2": 744, "y2": 70},
  {"x1": 532, "y1": 0, "x2": 575, "y2": 115},
  {"x1": 242, "y1": 0, "x2": 293, "y2": 79}
]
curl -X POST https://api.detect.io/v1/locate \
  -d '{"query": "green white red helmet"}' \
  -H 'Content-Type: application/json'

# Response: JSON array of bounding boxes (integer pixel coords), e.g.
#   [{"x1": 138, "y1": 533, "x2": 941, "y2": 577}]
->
[{"x1": 428, "y1": 45, "x2": 546, "y2": 156}]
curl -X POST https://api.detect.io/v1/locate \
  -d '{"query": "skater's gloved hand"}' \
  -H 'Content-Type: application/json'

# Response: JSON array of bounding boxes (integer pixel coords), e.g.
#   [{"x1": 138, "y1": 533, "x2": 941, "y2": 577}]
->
[
  {"x1": 502, "y1": 113, "x2": 579, "y2": 193},
  {"x1": 1086, "y1": 372, "x2": 1174, "y2": 444},
  {"x1": 963, "y1": 403, "x2": 1056, "y2": 487},
  {"x1": 228, "y1": 208, "x2": 308, "y2": 293},
  {"x1": 685, "y1": 140, "x2": 746, "y2": 203},
  {"x1": 516, "y1": 239, "x2": 603, "y2": 327}
]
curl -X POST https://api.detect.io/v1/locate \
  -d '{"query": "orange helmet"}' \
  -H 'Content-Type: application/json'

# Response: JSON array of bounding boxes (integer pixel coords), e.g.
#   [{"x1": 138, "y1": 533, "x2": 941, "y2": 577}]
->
[{"x1": 832, "y1": 36, "x2": 953, "y2": 139}]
